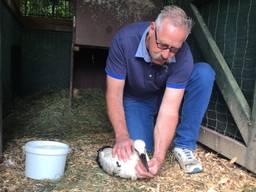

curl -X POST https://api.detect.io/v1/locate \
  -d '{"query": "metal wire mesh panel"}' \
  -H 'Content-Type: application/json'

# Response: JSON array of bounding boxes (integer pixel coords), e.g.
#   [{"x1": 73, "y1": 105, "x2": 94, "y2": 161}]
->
[
  {"x1": 203, "y1": 85, "x2": 244, "y2": 143},
  {"x1": 196, "y1": 0, "x2": 256, "y2": 143},
  {"x1": 200, "y1": 0, "x2": 255, "y2": 107}
]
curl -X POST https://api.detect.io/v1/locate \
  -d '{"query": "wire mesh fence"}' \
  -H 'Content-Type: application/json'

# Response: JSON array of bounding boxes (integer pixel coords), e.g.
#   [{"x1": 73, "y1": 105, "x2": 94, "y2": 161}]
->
[
  {"x1": 197, "y1": 0, "x2": 256, "y2": 144},
  {"x1": 20, "y1": 0, "x2": 73, "y2": 19},
  {"x1": 164, "y1": 0, "x2": 255, "y2": 144}
]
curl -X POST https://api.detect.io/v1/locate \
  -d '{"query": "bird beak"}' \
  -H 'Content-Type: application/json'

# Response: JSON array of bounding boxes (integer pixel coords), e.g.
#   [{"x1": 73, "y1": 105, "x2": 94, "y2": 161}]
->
[{"x1": 139, "y1": 153, "x2": 149, "y2": 172}]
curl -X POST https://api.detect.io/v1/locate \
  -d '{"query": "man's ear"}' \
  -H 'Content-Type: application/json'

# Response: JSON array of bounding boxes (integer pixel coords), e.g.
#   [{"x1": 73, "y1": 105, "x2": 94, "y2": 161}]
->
[{"x1": 149, "y1": 22, "x2": 155, "y2": 34}]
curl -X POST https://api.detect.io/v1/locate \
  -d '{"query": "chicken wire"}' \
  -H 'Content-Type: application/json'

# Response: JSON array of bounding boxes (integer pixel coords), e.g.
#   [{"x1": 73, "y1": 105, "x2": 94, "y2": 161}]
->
[{"x1": 197, "y1": 0, "x2": 256, "y2": 143}]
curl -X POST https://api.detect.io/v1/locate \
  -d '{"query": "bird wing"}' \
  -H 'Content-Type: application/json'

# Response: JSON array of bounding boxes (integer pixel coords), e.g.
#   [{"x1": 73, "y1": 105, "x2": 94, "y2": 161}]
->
[{"x1": 97, "y1": 147, "x2": 138, "y2": 180}]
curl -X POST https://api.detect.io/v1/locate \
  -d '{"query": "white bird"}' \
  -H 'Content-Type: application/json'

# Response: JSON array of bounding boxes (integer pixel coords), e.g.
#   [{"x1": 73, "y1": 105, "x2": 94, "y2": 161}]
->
[{"x1": 96, "y1": 139, "x2": 149, "y2": 180}]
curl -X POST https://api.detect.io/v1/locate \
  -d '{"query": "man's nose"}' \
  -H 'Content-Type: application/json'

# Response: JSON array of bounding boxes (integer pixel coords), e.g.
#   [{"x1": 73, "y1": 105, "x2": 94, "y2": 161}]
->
[{"x1": 161, "y1": 49, "x2": 173, "y2": 60}]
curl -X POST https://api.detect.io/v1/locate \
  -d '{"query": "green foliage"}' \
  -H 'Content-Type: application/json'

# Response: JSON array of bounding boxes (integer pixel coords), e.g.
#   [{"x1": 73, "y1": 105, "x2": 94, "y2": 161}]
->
[{"x1": 20, "y1": 0, "x2": 73, "y2": 19}]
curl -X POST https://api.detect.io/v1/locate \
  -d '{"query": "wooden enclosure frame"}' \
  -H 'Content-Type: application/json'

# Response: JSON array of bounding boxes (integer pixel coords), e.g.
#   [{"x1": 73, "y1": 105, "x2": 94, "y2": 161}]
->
[
  {"x1": 0, "y1": 0, "x2": 3, "y2": 159},
  {"x1": 184, "y1": 3, "x2": 256, "y2": 173},
  {"x1": 0, "y1": 0, "x2": 255, "y2": 173}
]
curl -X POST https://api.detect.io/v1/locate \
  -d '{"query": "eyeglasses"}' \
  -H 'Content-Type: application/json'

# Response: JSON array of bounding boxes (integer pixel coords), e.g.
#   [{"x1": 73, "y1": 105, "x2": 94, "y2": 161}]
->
[{"x1": 154, "y1": 28, "x2": 180, "y2": 54}]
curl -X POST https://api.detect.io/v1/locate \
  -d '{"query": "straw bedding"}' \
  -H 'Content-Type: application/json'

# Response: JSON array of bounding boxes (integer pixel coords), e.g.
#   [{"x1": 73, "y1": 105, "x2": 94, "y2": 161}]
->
[{"x1": 0, "y1": 89, "x2": 255, "y2": 192}]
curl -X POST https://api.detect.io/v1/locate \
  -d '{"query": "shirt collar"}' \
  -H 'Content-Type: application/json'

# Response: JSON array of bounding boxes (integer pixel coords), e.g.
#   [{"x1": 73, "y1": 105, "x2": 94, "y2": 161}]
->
[{"x1": 135, "y1": 27, "x2": 176, "y2": 63}]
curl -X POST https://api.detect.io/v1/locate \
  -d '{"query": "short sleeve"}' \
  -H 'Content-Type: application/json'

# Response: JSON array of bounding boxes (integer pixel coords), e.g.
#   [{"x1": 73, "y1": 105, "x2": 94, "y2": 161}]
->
[
  {"x1": 166, "y1": 42, "x2": 194, "y2": 89},
  {"x1": 105, "y1": 34, "x2": 127, "y2": 80}
]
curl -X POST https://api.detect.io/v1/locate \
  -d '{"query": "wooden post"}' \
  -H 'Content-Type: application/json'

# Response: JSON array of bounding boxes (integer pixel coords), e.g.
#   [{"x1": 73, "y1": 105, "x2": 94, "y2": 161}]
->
[
  {"x1": 245, "y1": 80, "x2": 256, "y2": 172},
  {"x1": 252, "y1": 78, "x2": 256, "y2": 131},
  {"x1": 69, "y1": 15, "x2": 76, "y2": 109},
  {"x1": 0, "y1": 0, "x2": 3, "y2": 160}
]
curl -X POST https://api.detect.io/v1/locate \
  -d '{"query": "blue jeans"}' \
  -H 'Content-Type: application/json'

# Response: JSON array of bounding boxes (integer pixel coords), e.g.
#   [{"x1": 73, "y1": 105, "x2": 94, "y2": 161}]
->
[{"x1": 124, "y1": 63, "x2": 215, "y2": 152}]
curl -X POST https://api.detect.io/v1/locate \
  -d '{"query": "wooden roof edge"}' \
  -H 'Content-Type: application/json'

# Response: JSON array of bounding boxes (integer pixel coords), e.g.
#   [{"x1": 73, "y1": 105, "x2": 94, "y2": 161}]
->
[{"x1": 22, "y1": 16, "x2": 72, "y2": 32}]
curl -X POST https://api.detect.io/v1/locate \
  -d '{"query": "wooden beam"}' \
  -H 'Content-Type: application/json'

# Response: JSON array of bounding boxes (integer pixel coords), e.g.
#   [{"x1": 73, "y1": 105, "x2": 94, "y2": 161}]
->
[
  {"x1": 0, "y1": 0, "x2": 3, "y2": 160},
  {"x1": 69, "y1": 16, "x2": 75, "y2": 109},
  {"x1": 252, "y1": 79, "x2": 256, "y2": 126},
  {"x1": 185, "y1": 3, "x2": 251, "y2": 145},
  {"x1": 199, "y1": 127, "x2": 256, "y2": 173},
  {"x1": 22, "y1": 16, "x2": 72, "y2": 32},
  {"x1": 245, "y1": 82, "x2": 256, "y2": 173}
]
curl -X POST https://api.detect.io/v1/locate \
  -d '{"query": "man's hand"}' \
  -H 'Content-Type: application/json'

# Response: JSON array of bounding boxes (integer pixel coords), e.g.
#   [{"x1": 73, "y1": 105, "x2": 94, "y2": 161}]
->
[
  {"x1": 112, "y1": 137, "x2": 133, "y2": 161},
  {"x1": 136, "y1": 157, "x2": 164, "y2": 179}
]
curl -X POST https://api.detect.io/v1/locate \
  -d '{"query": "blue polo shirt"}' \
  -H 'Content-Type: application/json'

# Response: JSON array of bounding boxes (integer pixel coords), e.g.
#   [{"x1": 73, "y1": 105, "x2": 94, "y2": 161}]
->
[{"x1": 105, "y1": 22, "x2": 194, "y2": 99}]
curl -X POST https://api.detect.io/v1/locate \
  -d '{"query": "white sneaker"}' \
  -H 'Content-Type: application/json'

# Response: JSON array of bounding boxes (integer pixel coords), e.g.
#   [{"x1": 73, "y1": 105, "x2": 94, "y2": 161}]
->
[{"x1": 173, "y1": 147, "x2": 203, "y2": 173}]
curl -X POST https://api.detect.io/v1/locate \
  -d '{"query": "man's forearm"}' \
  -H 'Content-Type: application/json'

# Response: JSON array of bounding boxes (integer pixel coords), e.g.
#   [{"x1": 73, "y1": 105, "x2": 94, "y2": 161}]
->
[
  {"x1": 106, "y1": 94, "x2": 129, "y2": 140},
  {"x1": 153, "y1": 114, "x2": 179, "y2": 162},
  {"x1": 153, "y1": 88, "x2": 184, "y2": 162},
  {"x1": 106, "y1": 76, "x2": 128, "y2": 140}
]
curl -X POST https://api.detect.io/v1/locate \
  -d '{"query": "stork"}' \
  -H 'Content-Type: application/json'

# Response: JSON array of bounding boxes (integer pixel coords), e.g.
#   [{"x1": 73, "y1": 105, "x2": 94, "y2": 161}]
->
[{"x1": 96, "y1": 140, "x2": 150, "y2": 180}]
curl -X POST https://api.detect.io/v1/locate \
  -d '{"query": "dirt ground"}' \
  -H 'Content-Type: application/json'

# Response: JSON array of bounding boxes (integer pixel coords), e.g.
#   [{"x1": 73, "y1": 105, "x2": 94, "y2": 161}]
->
[{"x1": 1, "y1": 89, "x2": 256, "y2": 192}]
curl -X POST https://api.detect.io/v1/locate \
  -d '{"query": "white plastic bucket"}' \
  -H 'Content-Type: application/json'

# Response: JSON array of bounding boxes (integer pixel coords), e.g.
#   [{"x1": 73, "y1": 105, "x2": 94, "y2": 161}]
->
[{"x1": 24, "y1": 140, "x2": 70, "y2": 180}]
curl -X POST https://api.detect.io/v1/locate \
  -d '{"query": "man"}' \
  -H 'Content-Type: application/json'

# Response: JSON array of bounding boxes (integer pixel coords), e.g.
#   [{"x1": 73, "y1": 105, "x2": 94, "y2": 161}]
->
[{"x1": 105, "y1": 5, "x2": 215, "y2": 178}]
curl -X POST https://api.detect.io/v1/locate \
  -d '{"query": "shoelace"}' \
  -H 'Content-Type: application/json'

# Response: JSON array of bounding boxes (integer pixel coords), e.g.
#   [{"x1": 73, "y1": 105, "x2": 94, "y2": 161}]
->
[
  {"x1": 183, "y1": 149, "x2": 194, "y2": 159},
  {"x1": 183, "y1": 149, "x2": 196, "y2": 162}
]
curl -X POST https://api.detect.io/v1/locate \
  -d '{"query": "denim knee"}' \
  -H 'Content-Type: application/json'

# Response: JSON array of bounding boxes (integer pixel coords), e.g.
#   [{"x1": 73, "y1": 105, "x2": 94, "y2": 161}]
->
[{"x1": 193, "y1": 62, "x2": 216, "y2": 86}]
